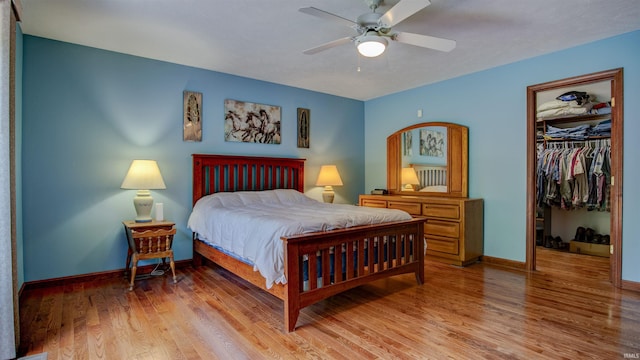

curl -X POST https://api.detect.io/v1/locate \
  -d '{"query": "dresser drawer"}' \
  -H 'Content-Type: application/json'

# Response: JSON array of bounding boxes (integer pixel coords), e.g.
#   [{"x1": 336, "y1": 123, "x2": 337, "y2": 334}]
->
[
  {"x1": 426, "y1": 235, "x2": 459, "y2": 255},
  {"x1": 361, "y1": 199, "x2": 387, "y2": 208},
  {"x1": 424, "y1": 219, "x2": 460, "y2": 238},
  {"x1": 388, "y1": 201, "x2": 422, "y2": 216},
  {"x1": 422, "y1": 203, "x2": 460, "y2": 220}
]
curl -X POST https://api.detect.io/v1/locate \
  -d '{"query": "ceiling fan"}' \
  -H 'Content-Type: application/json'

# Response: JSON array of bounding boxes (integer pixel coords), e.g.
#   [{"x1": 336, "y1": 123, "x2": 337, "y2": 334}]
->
[{"x1": 300, "y1": 0, "x2": 456, "y2": 58}]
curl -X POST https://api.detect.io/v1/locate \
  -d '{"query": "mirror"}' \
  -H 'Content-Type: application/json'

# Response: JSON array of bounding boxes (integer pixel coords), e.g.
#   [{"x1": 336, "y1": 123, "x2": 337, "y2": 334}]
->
[{"x1": 387, "y1": 122, "x2": 468, "y2": 197}]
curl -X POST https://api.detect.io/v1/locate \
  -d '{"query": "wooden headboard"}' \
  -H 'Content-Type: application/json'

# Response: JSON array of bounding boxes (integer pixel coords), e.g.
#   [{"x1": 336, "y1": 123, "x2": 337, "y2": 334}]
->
[
  {"x1": 411, "y1": 163, "x2": 447, "y2": 189},
  {"x1": 192, "y1": 154, "x2": 305, "y2": 205}
]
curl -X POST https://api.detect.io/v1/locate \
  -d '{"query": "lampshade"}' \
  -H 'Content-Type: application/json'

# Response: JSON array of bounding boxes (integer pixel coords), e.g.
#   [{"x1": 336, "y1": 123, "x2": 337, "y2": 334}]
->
[
  {"x1": 316, "y1": 165, "x2": 343, "y2": 187},
  {"x1": 316, "y1": 165, "x2": 343, "y2": 203},
  {"x1": 121, "y1": 160, "x2": 166, "y2": 222},
  {"x1": 356, "y1": 33, "x2": 388, "y2": 57},
  {"x1": 401, "y1": 167, "x2": 420, "y2": 191},
  {"x1": 121, "y1": 160, "x2": 166, "y2": 190}
]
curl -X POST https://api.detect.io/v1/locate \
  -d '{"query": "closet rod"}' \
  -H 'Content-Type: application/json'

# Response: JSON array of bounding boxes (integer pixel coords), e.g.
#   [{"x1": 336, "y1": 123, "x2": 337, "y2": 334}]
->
[{"x1": 546, "y1": 138, "x2": 610, "y2": 149}]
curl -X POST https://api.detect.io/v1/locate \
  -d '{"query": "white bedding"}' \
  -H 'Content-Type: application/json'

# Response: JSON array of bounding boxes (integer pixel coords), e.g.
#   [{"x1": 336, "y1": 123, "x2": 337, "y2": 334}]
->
[
  {"x1": 420, "y1": 185, "x2": 447, "y2": 192},
  {"x1": 187, "y1": 189, "x2": 412, "y2": 289}
]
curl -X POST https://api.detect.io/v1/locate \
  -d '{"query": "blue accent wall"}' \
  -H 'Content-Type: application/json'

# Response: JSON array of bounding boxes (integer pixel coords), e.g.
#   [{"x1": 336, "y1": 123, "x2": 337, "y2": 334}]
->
[
  {"x1": 22, "y1": 36, "x2": 364, "y2": 282},
  {"x1": 365, "y1": 30, "x2": 640, "y2": 282}
]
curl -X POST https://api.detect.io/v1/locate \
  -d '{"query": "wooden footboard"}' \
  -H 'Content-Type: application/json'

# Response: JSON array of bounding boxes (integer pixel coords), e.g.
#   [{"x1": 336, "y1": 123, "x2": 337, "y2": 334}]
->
[{"x1": 281, "y1": 218, "x2": 425, "y2": 332}]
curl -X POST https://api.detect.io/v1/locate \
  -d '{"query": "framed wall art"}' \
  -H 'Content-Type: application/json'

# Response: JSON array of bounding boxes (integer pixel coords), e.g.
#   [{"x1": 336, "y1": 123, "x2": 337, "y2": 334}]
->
[
  {"x1": 183, "y1": 91, "x2": 202, "y2": 142},
  {"x1": 297, "y1": 108, "x2": 310, "y2": 148},
  {"x1": 420, "y1": 129, "x2": 445, "y2": 157},
  {"x1": 403, "y1": 130, "x2": 412, "y2": 156},
  {"x1": 224, "y1": 99, "x2": 281, "y2": 144}
]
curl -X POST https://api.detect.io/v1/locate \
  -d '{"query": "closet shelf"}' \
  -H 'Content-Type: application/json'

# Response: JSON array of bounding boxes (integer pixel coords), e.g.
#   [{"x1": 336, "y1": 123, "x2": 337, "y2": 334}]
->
[
  {"x1": 544, "y1": 135, "x2": 610, "y2": 142},
  {"x1": 536, "y1": 113, "x2": 610, "y2": 125}
]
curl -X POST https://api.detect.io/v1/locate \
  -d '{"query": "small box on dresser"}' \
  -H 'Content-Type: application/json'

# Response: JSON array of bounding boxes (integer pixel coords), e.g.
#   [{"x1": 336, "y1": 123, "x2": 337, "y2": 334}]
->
[{"x1": 359, "y1": 194, "x2": 484, "y2": 266}]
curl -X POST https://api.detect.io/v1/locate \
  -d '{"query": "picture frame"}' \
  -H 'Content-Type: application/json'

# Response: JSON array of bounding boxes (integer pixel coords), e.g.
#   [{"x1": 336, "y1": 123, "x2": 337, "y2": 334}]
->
[
  {"x1": 224, "y1": 99, "x2": 281, "y2": 144},
  {"x1": 420, "y1": 129, "x2": 445, "y2": 157},
  {"x1": 183, "y1": 91, "x2": 202, "y2": 142},
  {"x1": 297, "y1": 108, "x2": 310, "y2": 148},
  {"x1": 403, "y1": 130, "x2": 412, "y2": 156}
]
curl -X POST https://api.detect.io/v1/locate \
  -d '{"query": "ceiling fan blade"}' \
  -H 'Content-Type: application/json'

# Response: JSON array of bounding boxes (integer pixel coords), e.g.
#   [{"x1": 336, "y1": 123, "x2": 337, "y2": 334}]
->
[
  {"x1": 299, "y1": 7, "x2": 355, "y2": 28},
  {"x1": 303, "y1": 37, "x2": 353, "y2": 55},
  {"x1": 378, "y1": 0, "x2": 431, "y2": 28},
  {"x1": 393, "y1": 31, "x2": 456, "y2": 52}
]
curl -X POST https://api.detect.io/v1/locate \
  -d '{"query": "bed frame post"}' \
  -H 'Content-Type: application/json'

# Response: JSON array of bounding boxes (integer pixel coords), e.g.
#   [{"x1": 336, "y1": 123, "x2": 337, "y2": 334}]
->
[
  {"x1": 192, "y1": 157, "x2": 204, "y2": 205},
  {"x1": 192, "y1": 232, "x2": 203, "y2": 267},
  {"x1": 416, "y1": 225, "x2": 425, "y2": 284},
  {"x1": 283, "y1": 238, "x2": 301, "y2": 332}
]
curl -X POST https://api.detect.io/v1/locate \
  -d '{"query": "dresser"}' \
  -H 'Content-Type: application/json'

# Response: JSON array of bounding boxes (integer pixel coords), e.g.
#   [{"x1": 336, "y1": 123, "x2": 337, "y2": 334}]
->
[{"x1": 360, "y1": 194, "x2": 484, "y2": 266}]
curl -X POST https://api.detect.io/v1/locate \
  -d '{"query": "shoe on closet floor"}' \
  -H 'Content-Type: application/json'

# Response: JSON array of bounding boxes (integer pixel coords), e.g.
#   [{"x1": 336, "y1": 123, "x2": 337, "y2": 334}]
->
[
  {"x1": 593, "y1": 234, "x2": 602, "y2": 244},
  {"x1": 552, "y1": 236, "x2": 563, "y2": 249},
  {"x1": 585, "y1": 228, "x2": 596, "y2": 243}
]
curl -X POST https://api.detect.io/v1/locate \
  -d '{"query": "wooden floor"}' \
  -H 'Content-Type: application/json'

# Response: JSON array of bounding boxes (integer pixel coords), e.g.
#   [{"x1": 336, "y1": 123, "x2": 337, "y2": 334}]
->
[{"x1": 19, "y1": 248, "x2": 640, "y2": 359}]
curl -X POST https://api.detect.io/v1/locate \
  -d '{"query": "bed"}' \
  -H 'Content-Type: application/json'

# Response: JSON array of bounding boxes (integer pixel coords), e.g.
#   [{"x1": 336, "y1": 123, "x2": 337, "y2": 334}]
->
[
  {"x1": 411, "y1": 163, "x2": 447, "y2": 192},
  {"x1": 190, "y1": 154, "x2": 426, "y2": 332}
]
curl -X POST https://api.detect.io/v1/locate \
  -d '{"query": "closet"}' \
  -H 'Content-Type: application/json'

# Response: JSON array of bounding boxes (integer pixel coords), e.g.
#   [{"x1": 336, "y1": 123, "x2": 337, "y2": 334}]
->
[
  {"x1": 535, "y1": 82, "x2": 611, "y2": 256},
  {"x1": 526, "y1": 69, "x2": 623, "y2": 287}
]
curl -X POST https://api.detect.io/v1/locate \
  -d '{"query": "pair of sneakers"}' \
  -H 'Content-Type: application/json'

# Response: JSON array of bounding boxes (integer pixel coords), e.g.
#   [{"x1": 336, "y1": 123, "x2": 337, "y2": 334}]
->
[
  {"x1": 574, "y1": 226, "x2": 593, "y2": 242},
  {"x1": 543, "y1": 235, "x2": 565, "y2": 249}
]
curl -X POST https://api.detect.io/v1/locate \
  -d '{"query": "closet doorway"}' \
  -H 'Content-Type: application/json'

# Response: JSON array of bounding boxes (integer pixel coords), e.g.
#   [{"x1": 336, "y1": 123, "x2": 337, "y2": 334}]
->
[{"x1": 526, "y1": 68, "x2": 623, "y2": 287}]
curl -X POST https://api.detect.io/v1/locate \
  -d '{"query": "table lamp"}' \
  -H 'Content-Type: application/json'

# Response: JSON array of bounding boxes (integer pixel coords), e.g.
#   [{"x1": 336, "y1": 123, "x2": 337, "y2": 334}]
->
[
  {"x1": 401, "y1": 167, "x2": 420, "y2": 191},
  {"x1": 315, "y1": 165, "x2": 343, "y2": 203},
  {"x1": 121, "y1": 160, "x2": 166, "y2": 222}
]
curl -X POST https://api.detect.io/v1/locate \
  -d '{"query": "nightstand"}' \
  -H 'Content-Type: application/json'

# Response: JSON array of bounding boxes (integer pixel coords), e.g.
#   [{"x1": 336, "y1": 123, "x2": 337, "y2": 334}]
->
[{"x1": 123, "y1": 220, "x2": 175, "y2": 276}]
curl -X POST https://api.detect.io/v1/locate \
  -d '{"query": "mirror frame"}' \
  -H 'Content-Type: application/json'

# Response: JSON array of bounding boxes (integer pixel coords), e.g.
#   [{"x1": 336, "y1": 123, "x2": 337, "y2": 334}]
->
[{"x1": 387, "y1": 122, "x2": 468, "y2": 198}]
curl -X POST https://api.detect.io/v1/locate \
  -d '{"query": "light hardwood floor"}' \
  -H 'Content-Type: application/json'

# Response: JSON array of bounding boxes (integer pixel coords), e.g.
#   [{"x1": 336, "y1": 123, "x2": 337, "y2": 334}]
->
[{"x1": 19, "y1": 248, "x2": 640, "y2": 359}]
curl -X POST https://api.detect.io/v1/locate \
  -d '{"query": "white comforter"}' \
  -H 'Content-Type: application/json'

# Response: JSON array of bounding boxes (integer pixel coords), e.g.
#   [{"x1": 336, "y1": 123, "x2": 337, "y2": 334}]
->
[{"x1": 187, "y1": 189, "x2": 412, "y2": 289}]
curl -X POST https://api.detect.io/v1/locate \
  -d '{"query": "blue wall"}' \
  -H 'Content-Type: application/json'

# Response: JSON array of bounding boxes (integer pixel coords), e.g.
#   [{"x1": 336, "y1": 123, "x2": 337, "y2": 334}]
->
[
  {"x1": 21, "y1": 36, "x2": 364, "y2": 282},
  {"x1": 365, "y1": 30, "x2": 640, "y2": 282}
]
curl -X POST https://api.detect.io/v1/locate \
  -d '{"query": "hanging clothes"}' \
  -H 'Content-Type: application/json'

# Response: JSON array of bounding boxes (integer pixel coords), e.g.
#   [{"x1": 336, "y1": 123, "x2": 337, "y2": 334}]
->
[{"x1": 536, "y1": 139, "x2": 610, "y2": 211}]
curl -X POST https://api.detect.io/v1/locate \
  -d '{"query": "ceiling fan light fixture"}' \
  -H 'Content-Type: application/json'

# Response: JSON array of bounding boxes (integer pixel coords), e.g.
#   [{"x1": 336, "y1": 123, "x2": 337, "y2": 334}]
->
[{"x1": 356, "y1": 34, "x2": 387, "y2": 57}]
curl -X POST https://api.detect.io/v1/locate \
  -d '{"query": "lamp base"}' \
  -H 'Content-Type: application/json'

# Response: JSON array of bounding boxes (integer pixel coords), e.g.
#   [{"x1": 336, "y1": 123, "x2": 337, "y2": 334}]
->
[
  {"x1": 321, "y1": 186, "x2": 335, "y2": 203},
  {"x1": 133, "y1": 190, "x2": 154, "y2": 223}
]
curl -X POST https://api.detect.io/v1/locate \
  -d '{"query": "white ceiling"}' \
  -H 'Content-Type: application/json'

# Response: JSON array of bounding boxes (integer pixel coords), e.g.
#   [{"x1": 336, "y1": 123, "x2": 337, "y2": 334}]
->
[{"x1": 18, "y1": 0, "x2": 640, "y2": 101}]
